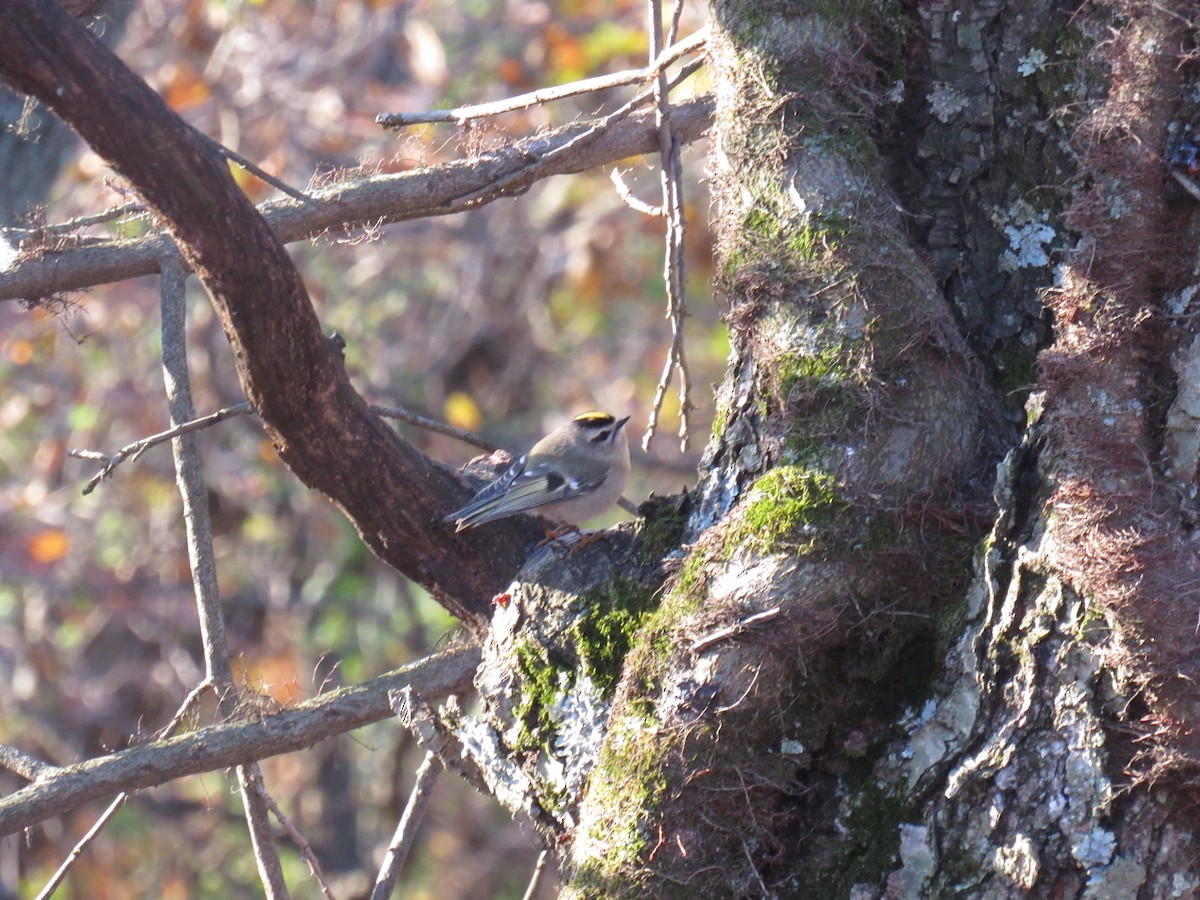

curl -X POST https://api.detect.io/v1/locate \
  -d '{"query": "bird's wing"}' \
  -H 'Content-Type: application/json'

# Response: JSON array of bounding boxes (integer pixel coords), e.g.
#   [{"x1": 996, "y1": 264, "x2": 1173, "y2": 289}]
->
[{"x1": 446, "y1": 459, "x2": 605, "y2": 529}]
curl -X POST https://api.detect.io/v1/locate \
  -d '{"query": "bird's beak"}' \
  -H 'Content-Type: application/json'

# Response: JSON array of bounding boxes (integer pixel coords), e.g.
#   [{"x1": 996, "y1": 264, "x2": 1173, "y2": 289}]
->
[{"x1": 616, "y1": 415, "x2": 631, "y2": 430}]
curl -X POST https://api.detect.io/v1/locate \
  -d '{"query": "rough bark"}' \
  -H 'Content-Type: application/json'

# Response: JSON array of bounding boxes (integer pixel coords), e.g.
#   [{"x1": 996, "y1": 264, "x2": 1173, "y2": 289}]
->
[
  {"x1": 7, "y1": 0, "x2": 1200, "y2": 894},
  {"x1": 0, "y1": 646, "x2": 479, "y2": 837},
  {"x1": 464, "y1": 0, "x2": 1200, "y2": 896},
  {"x1": 0, "y1": 0, "x2": 133, "y2": 227},
  {"x1": 883, "y1": 4, "x2": 1200, "y2": 895},
  {"x1": 555, "y1": 4, "x2": 997, "y2": 894}
]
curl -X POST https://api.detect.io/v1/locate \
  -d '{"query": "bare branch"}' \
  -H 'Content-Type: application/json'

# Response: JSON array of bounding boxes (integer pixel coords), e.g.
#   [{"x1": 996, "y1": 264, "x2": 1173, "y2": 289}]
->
[
  {"x1": 0, "y1": 96, "x2": 713, "y2": 303},
  {"x1": 68, "y1": 402, "x2": 252, "y2": 494},
  {"x1": 33, "y1": 680, "x2": 215, "y2": 898},
  {"x1": 34, "y1": 794, "x2": 128, "y2": 900},
  {"x1": 69, "y1": 400, "x2": 493, "y2": 495},
  {"x1": 522, "y1": 850, "x2": 552, "y2": 900},
  {"x1": 238, "y1": 765, "x2": 291, "y2": 899},
  {"x1": 0, "y1": 745, "x2": 58, "y2": 782},
  {"x1": 260, "y1": 791, "x2": 336, "y2": 900},
  {"x1": 201, "y1": 131, "x2": 309, "y2": 203},
  {"x1": 370, "y1": 403, "x2": 499, "y2": 453},
  {"x1": 0, "y1": 645, "x2": 481, "y2": 837},
  {"x1": 160, "y1": 254, "x2": 289, "y2": 896},
  {"x1": 690, "y1": 607, "x2": 783, "y2": 653},
  {"x1": 369, "y1": 752, "x2": 442, "y2": 900},
  {"x1": 610, "y1": 167, "x2": 664, "y2": 216},
  {"x1": 641, "y1": 0, "x2": 693, "y2": 454},
  {"x1": 378, "y1": 27, "x2": 708, "y2": 128}
]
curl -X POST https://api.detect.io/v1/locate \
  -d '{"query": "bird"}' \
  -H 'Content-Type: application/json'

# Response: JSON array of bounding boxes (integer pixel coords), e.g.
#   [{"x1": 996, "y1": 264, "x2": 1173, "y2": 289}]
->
[{"x1": 446, "y1": 411, "x2": 631, "y2": 532}]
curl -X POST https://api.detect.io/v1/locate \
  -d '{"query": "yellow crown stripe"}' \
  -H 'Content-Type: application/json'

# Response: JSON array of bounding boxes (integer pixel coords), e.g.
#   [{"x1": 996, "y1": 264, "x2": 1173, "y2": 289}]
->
[{"x1": 573, "y1": 411, "x2": 615, "y2": 426}]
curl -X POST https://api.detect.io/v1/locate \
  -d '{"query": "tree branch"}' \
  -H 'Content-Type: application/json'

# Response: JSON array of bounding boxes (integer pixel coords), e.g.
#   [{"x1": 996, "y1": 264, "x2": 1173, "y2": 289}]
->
[
  {"x1": 368, "y1": 752, "x2": 441, "y2": 900},
  {"x1": 377, "y1": 27, "x2": 707, "y2": 127},
  {"x1": 0, "y1": 0, "x2": 549, "y2": 629},
  {"x1": 0, "y1": 96, "x2": 713, "y2": 303},
  {"x1": 160, "y1": 254, "x2": 290, "y2": 897},
  {"x1": 0, "y1": 645, "x2": 480, "y2": 837}
]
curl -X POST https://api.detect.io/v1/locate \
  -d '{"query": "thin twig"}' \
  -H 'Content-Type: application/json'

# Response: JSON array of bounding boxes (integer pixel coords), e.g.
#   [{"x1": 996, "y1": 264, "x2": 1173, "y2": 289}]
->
[
  {"x1": 369, "y1": 752, "x2": 442, "y2": 900},
  {"x1": 259, "y1": 791, "x2": 335, "y2": 900},
  {"x1": 69, "y1": 401, "x2": 252, "y2": 494},
  {"x1": 68, "y1": 398, "x2": 496, "y2": 495},
  {"x1": 443, "y1": 58, "x2": 704, "y2": 213},
  {"x1": 521, "y1": 850, "x2": 552, "y2": 900},
  {"x1": 22, "y1": 201, "x2": 149, "y2": 235},
  {"x1": 370, "y1": 403, "x2": 499, "y2": 453},
  {"x1": 0, "y1": 646, "x2": 481, "y2": 837},
  {"x1": 35, "y1": 794, "x2": 128, "y2": 900},
  {"x1": 378, "y1": 28, "x2": 708, "y2": 128},
  {"x1": 155, "y1": 678, "x2": 214, "y2": 738},
  {"x1": 33, "y1": 681, "x2": 214, "y2": 899},
  {"x1": 2, "y1": 96, "x2": 714, "y2": 302},
  {"x1": 610, "y1": 167, "x2": 664, "y2": 216},
  {"x1": 195, "y1": 129, "x2": 310, "y2": 203},
  {"x1": 690, "y1": 607, "x2": 783, "y2": 653},
  {"x1": 641, "y1": 0, "x2": 693, "y2": 454},
  {"x1": 159, "y1": 254, "x2": 290, "y2": 898}
]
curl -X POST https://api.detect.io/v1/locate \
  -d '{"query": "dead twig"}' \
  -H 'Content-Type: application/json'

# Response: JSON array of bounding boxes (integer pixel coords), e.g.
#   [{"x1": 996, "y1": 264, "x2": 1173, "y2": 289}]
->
[
  {"x1": 158, "y1": 255, "x2": 289, "y2": 898},
  {"x1": 641, "y1": 0, "x2": 693, "y2": 454},
  {"x1": 521, "y1": 850, "x2": 552, "y2": 900},
  {"x1": 369, "y1": 752, "x2": 442, "y2": 900},
  {"x1": 0, "y1": 745, "x2": 58, "y2": 782},
  {"x1": 68, "y1": 399, "x2": 499, "y2": 495},
  {"x1": 33, "y1": 679, "x2": 214, "y2": 899},
  {"x1": 260, "y1": 791, "x2": 336, "y2": 900},
  {"x1": 69, "y1": 401, "x2": 252, "y2": 494},
  {"x1": 690, "y1": 607, "x2": 783, "y2": 654},
  {"x1": 378, "y1": 28, "x2": 708, "y2": 128}
]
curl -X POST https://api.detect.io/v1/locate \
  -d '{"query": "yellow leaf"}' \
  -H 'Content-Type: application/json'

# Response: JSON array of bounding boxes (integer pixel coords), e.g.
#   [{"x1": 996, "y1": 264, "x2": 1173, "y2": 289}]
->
[{"x1": 444, "y1": 392, "x2": 483, "y2": 432}]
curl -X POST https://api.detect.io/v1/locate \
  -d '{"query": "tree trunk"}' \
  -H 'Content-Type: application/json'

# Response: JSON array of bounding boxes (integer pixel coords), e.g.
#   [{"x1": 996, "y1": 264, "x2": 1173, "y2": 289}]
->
[{"x1": 540, "y1": 1, "x2": 1200, "y2": 896}]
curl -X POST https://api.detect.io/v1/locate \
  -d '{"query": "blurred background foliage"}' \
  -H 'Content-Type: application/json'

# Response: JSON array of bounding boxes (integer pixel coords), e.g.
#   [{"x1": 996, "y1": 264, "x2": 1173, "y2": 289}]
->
[{"x1": 0, "y1": 0, "x2": 718, "y2": 896}]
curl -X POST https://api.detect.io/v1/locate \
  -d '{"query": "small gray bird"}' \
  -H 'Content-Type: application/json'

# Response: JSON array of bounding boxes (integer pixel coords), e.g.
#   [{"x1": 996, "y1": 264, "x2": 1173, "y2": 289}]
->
[{"x1": 446, "y1": 411, "x2": 631, "y2": 531}]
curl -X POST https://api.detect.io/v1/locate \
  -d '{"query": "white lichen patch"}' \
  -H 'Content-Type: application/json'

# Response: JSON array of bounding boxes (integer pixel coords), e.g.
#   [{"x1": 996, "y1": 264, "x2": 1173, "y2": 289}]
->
[
  {"x1": 1165, "y1": 332, "x2": 1200, "y2": 481},
  {"x1": 1071, "y1": 827, "x2": 1116, "y2": 870},
  {"x1": 994, "y1": 833, "x2": 1040, "y2": 890},
  {"x1": 928, "y1": 81, "x2": 969, "y2": 122},
  {"x1": 455, "y1": 713, "x2": 538, "y2": 819},
  {"x1": 992, "y1": 200, "x2": 1056, "y2": 271},
  {"x1": 549, "y1": 671, "x2": 609, "y2": 801},
  {"x1": 0, "y1": 234, "x2": 16, "y2": 271},
  {"x1": 1018, "y1": 48, "x2": 1048, "y2": 76}
]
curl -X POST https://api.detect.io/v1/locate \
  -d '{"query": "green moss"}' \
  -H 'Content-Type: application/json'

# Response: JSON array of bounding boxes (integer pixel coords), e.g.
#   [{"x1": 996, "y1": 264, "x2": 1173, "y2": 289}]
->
[
  {"x1": 801, "y1": 779, "x2": 915, "y2": 895},
  {"x1": 723, "y1": 202, "x2": 851, "y2": 284},
  {"x1": 776, "y1": 343, "x2": 856, "y2": 403},
  {"x1": 573, "y1": 579, "x2": 660, "y2": 698},
  {"x1": 732, "y1": 465, "x2": 847, "y2": 555},
  {"x1": 633, "y1": 496, "x2": 689, "y2": 567},
  {"x1": 513, "y1": 640, "x2": 566, "y2": 749},
  {"x1": 711, "y1": 393, "x2": 732, "y2": 442},
  {"x1": 993, "y1": 341, "x2": 1038, "y2": 411},
  {"x1": 573, "y1": 709, "x2": 672, "y2": 895}
]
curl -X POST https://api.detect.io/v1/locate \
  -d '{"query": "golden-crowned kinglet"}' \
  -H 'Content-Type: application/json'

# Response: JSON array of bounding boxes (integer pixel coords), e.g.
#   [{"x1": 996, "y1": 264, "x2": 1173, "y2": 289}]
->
[{"x1": 446, "y1": 411, "x2": 631, "y2": 531}]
